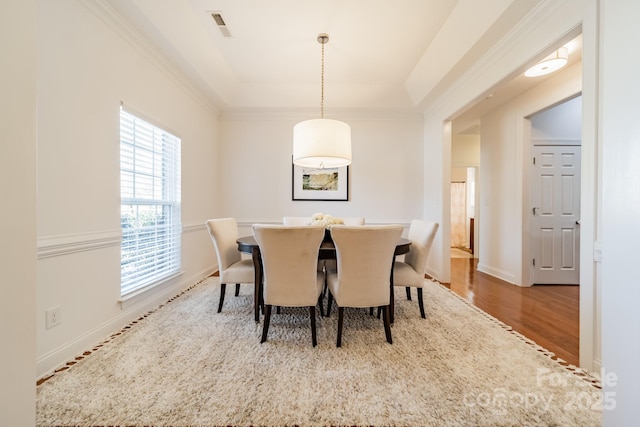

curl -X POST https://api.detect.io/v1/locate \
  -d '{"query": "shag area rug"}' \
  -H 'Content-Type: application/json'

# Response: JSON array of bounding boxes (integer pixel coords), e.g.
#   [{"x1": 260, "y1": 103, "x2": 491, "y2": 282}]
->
[{"x1": 36, "y1": 277, "x2": 601, "y2": 426}]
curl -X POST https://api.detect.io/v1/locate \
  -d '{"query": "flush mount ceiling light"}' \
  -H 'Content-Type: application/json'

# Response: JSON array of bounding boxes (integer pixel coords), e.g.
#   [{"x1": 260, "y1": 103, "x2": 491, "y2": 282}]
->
[
  {"x1": 525, "y1": 46, "x2": 569, "y2": 77},
  {"x1": 292, "y1": 33, "x2": 352, "y2": 169}
]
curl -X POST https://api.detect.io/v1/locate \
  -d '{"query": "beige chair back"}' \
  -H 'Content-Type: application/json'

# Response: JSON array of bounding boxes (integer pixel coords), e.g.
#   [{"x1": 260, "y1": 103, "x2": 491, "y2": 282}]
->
[
  {"x1": 329, "y1": 225, "x2": 403, "y2": 307},
  {"x1": 282, "y1": 216, "x2": 310, "y2": 225},
  {"x1": 253, "y1": 224, "x2": 325, "y2": 307},
  {"x1": 206, "y1": 218, "x2": 242, "y2": 280},
  {"x1": 404, "y1": 220, "x2": 439, "y2": 275},
  {"x1": 341, "y1": 217, "x2": 365, "y2": 225},
  {"x1": 284, "y1": 216, "x2": 364, "y2": 226}
]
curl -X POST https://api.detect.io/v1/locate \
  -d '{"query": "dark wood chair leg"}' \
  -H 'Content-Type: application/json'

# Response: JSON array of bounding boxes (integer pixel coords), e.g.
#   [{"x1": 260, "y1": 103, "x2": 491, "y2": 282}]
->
[
  {"x1": 259, "y1": 284, "x2": 265, "y2": 315},
  {"x1": 322, "y1": 268, "x2": 328, "y2": 298},
  {"x1": 276, "y1": 306, "x2": 281, "y2": 314},
  {"x1": 383, "y1": 305, "x2": 393, "y2": 344},
  {"x1": 326, "y1": 292, "x2": 333, "y2": 317},
  {"x1": 337, "y1": 307, "x2": 344, "y2": 347},
  {"x1": 406, "y1": 286, "x2": 412, "y2": 300},
  {"x1": 376, "y1": 306, "x2": 382, "y2": 319},
  {"x1": 310, "y1": 306, "x2": 317, "y2": 347},
  {"x1": 417, "y1": 287, "x2": 426, "y2": 319},
  {"x1": 318, "y1": 294, "x2": 325, "y2": 317},
  {"x1": 253, "y1": 249, "x2": 262, "y2": 322},
  {"x1": 235, "y1": 283, "x2": 240, "y2": 296},
  {"x1": 217, "y1": 283, "x2": 227, "y2": 313},
  {"x1": 260, "y1": 305, "x2": 272, "y2": 343}
]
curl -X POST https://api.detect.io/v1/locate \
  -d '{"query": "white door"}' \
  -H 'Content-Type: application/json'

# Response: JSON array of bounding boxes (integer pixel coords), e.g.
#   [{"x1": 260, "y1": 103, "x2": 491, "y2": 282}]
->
[{"x1": 531, "y1": 146, "x2": 581, "y2": 284}]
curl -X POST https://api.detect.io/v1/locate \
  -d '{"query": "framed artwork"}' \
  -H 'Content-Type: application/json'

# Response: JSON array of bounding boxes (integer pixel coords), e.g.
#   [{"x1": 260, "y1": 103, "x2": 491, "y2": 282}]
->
[{"x1": 292, "y1": 161, "x2": 349, "y2": 201}]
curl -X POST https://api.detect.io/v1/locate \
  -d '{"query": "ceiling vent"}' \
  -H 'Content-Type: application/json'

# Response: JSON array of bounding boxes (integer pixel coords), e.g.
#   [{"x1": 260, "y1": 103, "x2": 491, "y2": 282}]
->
[{"x1": 210, "y1": 12, "x2": 231, "y2": 37}]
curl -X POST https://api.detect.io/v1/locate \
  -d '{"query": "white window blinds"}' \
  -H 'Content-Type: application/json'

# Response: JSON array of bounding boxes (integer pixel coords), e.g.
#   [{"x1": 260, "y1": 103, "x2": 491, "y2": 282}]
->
[{"x1": 120, "y1": 108, "x2": 181, "y2": 296}]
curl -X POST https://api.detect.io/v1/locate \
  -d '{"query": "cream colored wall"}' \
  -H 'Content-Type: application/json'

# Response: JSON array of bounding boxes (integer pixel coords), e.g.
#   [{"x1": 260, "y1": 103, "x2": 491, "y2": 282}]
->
[
  {"x1": 8, "y1": 0, "x2": 640, "y2": 422},
  {"x1": 478, "y1": 62, "x2": 582, "y2": 285},
  {"x1": 219, "y1": 113, "x2": 425, "y2": 237},
  {"x1": 452, "y1": 134, "x2": 480, "y2": 168},
  {"x1": 531, "y1": 95, "x2": 582, "y2": 142},
  {"x1": 451, "y1": 133, "x2": 479, "y2": 252},
  {"x1": 422, "y1": 1, "x2": 590, "y2": 283},
  {"x1": 35, "y1": 0, "x2": 221, "y2": 377},
  {"x1": 420, "y1": 0, "x2": 601, "y2": 373},
  {"x1": 450, "y1": 168, "x2": 468, "y2": 182},
  {"x1": 601, "y1": 0, "x2": 640, "y2": 422},
  {"x1": 1, "y1": 0, "x2": 37, "y2": 425}
]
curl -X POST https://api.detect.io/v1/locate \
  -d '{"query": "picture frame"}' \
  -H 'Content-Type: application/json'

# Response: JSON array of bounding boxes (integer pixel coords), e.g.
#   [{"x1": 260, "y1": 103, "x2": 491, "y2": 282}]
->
[{"x1": 292, "y1": 161, "x2": 349, "y2": 201}]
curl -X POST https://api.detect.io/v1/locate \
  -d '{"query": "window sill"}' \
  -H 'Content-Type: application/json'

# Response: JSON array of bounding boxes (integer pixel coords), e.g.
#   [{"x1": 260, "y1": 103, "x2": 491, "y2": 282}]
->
[{"x1": 119, "y1": 271, "x2": 184, "y2": 310}]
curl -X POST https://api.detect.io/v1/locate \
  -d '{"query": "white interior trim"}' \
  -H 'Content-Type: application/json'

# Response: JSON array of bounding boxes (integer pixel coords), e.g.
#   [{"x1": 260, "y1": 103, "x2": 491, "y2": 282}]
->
[{"x1": 38, "y1": 230, "x2": 121, "y2": 259}]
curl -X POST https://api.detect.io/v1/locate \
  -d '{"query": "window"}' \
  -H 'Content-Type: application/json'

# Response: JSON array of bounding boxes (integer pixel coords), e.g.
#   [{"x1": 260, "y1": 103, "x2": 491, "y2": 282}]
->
[{"x1": 120, "y1": 108, "x2": 181, "y2": 296}]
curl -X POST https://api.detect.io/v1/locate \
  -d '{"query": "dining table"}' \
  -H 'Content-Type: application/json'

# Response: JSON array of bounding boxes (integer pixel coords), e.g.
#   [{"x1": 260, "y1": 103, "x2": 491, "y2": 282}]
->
[{"x1": 237, "y1": 233, "x2": 411, "y2": 323}]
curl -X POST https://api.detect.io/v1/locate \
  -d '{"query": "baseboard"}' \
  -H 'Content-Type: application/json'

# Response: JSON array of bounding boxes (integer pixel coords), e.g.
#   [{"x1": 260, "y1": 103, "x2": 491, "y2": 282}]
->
[
  {"x1": 476, "y1": 262, "x2": 517, "y2": 285},
  {"x1": 36, "y1": 267, "x2": 215, "y2": 380}
]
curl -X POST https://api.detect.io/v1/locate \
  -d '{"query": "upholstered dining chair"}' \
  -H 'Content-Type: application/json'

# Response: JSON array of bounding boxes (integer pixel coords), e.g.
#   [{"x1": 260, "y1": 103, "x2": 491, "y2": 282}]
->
[
  {"x1": 326, "y1": 225, "x2": 403, "y2": 347},
  {"x1": 323, "y1": 217, "x2": 365, "y2": 276},
  {"x1": 342, "y1": 217, "x2": 365, "y2": 226},
  {"x1": 252, "y1": 224, "x2": 326, "y2": 347},
  {"x1": 282, "y1": 216, "x2": 310, "y2": 225},
  {"x1": 206, "y1": 218, "x2": 255, "y2": 313},
  {"x1": 393, "y1": 220, "x2": 439, "y2": 318},
  {"x1": 283, "y1": 216, "x2": 365, "y2": 226},
  {"x1": 283, "y1": 216, "x2": 326, "y2": 274}
]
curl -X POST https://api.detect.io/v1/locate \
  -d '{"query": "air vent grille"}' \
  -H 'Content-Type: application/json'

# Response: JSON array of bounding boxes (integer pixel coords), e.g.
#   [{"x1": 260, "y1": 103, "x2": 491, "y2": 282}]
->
[
  {"x1": 210, "y1": 12, "x2": 231, "y2": 37},
  {"x1": 211, "y1": 13, "x2": 225, "y2": 26}
]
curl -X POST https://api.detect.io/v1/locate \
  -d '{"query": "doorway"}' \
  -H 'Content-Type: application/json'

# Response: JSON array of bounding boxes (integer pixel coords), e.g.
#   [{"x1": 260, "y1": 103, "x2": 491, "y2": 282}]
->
[
  {"x1": 451, "y1": 167, "x2": 476, "y2": 259},
  {"x1": 529, "y1": 96, "x2": 582, "y2": 285}
]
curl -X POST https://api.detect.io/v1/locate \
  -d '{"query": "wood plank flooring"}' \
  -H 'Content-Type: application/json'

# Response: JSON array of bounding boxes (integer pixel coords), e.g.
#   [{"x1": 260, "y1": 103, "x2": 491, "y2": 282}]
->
[{"x1": 445, "y1": 255, "x2": 580, "y2": 367}]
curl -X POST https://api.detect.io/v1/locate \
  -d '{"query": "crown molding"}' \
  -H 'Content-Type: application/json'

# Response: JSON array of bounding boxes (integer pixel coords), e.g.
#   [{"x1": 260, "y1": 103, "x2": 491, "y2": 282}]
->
[
  {"x1": 422, "y1": 0, "x2": 586, "y2": 120},
  {"x1": 78, "y1": 0, "x2": 219, "y2": 116},
  {"x1": 220, "y1": 107, "x2": 424, "y2": 122}
]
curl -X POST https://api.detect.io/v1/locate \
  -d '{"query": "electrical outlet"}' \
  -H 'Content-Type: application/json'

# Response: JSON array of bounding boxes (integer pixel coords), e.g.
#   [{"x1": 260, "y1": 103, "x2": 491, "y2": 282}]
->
[{"x1": 46, "y1": 306, "x2": 61, "y2": 329}]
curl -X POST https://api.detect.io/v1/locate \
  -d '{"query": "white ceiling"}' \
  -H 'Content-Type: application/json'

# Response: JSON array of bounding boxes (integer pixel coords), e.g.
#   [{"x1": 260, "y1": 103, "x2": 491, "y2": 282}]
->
[{"x1": 107, "y1": 0, "x2": 579, "y2": 118}]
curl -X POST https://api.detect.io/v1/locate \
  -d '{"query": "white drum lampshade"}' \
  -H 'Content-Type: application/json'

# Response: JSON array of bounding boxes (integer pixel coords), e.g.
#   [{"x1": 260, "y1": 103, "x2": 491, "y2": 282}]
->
[
  {"x1": 293, "y1": 33, "x2": 352, "y2": 169},
  {"x1": 293, "y1": 118, "x2": 351, "y2": 168}
]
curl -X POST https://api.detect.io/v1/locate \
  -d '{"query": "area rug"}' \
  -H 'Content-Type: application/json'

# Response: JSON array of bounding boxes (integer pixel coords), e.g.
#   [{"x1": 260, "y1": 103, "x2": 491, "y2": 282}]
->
[{"x1": 36, "y1": 277, "x2": 601, "y2": 426}]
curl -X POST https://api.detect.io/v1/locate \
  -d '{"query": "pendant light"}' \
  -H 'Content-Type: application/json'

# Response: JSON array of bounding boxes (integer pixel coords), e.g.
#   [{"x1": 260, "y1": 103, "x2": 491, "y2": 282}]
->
[
  {"x1": 293, "y1": 33, "x2": 352, "y2": 169},
  {"x1": 525, "y1": 46, "x2": 569, "y2": 77}
]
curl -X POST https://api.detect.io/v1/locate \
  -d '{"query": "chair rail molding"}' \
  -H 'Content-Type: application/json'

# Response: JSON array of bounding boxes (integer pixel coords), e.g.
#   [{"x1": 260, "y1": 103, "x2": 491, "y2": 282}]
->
[
  {"x1": 37, "y1": 229, "x2": 121, "y2": 259},
  {"x1": 182, "y1": 221, "x2": 207, "y2": 234},
  {"x1": 38, "y1": 222, "x2": 209, "y2": 260}
]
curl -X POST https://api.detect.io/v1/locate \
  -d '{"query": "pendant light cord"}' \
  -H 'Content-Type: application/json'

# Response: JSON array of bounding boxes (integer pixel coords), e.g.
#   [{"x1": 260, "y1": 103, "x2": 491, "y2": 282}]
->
[{"x1": 320, "y1": 38, "x2": 325, "y2": 119}]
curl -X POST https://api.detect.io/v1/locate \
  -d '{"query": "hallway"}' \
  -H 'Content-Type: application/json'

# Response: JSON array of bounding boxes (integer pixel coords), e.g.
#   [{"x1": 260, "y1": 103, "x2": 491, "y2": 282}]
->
[{"x1": 447, "y1": 256, "x2": 580, "y2": 367}]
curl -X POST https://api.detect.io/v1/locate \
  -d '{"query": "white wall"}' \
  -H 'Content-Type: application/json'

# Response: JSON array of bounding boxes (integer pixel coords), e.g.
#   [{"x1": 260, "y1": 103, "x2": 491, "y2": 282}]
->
[
  {"x1": 0, "y1": 1, "x2": 37, "y2": 425},
  {"x1": 35, "y1": 0, "x2": 221, "y2": 377},
  {"x1": 451, "y1": 132, "x2": 480, "y2": 254},
  {"x1": 420, "y1": 0, "x2": 602, "y2": 375},
  {"x1": 601, "y1": 0, "x2": 640, "y2": 423},
  {"x1": 219, "y1": 112, "x2": 425, "y2": 236},
  {"x1": 422, "y1": 0, "x2": 593, "y2": 285},
  {"x1": 478, "y1": 62, "x2": 582, "y2": 285},
  {"x1": 452, "y1": 134, "x2": 480, "y2": 168},
  {"x1": 531, "y1": 95, "x2": 582, "y2": 142},
  {"x1": 8, "y1": 0, "x2": 640, "y2": 423}
]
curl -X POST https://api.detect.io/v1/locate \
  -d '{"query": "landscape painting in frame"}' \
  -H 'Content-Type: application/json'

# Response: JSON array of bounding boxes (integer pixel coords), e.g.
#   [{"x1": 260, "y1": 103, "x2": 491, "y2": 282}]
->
[{"x1": 292, "y1": 162, "x2": 349, "y2": 201}]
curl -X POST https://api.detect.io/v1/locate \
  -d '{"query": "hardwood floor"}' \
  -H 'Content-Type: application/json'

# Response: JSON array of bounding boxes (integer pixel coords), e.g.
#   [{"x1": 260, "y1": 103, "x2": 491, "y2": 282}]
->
[{"x1": 445, "y1": 255, "x2": 580, "y2": 367}]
